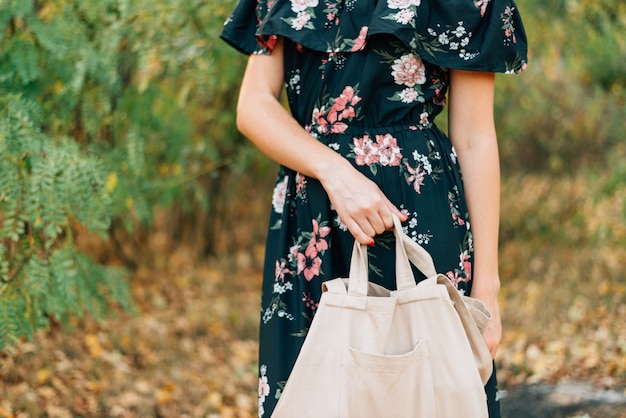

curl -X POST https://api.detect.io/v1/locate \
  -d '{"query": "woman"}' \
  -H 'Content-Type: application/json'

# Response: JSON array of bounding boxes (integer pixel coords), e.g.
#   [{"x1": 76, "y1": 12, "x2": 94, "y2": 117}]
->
[{"x1": 221, "y1": 0, "x2": 527, "y2": 416}]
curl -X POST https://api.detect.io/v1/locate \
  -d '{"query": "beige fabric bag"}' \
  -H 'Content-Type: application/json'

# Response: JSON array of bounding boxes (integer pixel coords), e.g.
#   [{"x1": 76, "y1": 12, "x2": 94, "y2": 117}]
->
[{"x1": 272, "y1": 215, "x2": 493, "y2": 418}]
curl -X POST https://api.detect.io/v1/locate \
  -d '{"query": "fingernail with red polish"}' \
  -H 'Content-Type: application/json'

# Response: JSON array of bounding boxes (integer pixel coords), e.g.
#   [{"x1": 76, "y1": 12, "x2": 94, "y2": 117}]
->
[{"x1": 368, "y1": 241, "x2": 375, "y2": 247}]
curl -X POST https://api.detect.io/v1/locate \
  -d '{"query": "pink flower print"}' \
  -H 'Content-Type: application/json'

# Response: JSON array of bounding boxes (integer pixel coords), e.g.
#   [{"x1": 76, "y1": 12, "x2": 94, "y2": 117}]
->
[
  {"x1": 351, "y1": 26, "x2": 369, "y2": 52},
  {"x1": 329, "y1": 86, "x2": 361, "y2": 122},
  {"x1": 259, "y1": 375, "x2": 270, "y2": 403},
  {"x1": 450, "y1": 204, "x2": 466, "y2": 226},
  {"x1": 419, "y1": 112, "x2": 430, "y2": 127},
  {"x1": 399, "y1": 87, "x2": 419, "y2": 103},
  {"x1": 353, "y1": 134, "x2": 380, "y2": 166},
  {"x1": 405, "y1": 162, "x2": 426, "y2": 193},
  {"x1": 302, "y1": 292, "x2": 319, "y2": 311},
  {"x1": 261, "y1": 35, "x2": 278, "y2": 52},
  {"x1": 309, "y1": 219, "x2": 331, "y2": 253},
  {"x1": 288, "y1": 244, "x2": 299, "y2": 263},
  {"x1": 474, "y1": 0, "x2": 490, "y2": 17},
  {"x1": 501, "y1": 6, "x2": 517, "y2": 44},
  {"x1": 295, "y1": 173, "x2": 307, "y2": 195},
  {"x1": 275, "y1": 259, "x2": 293, "y2": 283},
  {"x1": 330, "y1": 122, "x2": 348, "y2": 134},
  {"x1": 272, "y1": 176, "x2": 289, "y2": 214},
  {"x1": 297, "y1": 243, "x2": 322, "y2": 281},
  {"x1": 290, "y1": 0, "x2": 319, "y2": 13},
  {"x1": 395, "y1": 8, "x2": 415, "y2": 25},
  {"x1": 446, "y1": 271, "x2": 460, "y2": 288},
  {"x1": 391, "y1": 53, "x2": 426, "y2": 87},
  {"x1": 375, "y1": 133, "x2": 402, "y2": 167},
  {"x1": 313, "y1": 106, "x2": 329, "y2": 134},
  {"x1": 387, "y1": 0, "x2": 420, "y2": 9},
  {"x1": 433, "y1": 88, "x2": 447, "y2": 106},
  {"x1": 291, "y1": 11, "x2": 311, "y2": 30}
]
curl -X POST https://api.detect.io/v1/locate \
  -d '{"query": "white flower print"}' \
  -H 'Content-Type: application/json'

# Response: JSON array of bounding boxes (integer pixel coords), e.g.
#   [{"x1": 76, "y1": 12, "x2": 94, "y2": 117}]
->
[
  {"x1": 417, "y1": 232, "x2": 433, "y2": 245},
  {"x1": 395, "y1": 8, "x2": 415, "y2": 25},
  {"x1": 412, "y1": 151, "x2": 432, "y2": 174},
  {"x1": 391, "y1": 53, "x2": 426, "y2": 87},
  {"x1": 387, "y1": 0, "x2": 420, "y2": 9},
  {"x1": 290, "y1": 0, "x2": 318, "y2": 13},
  {"x1": 459, "y1": 49, "x2": 479, "y2": 60},
  {"x1": 449, "y1": 42, "x2": 459, "y2": 50},
  {"x1": 287, "y1": 70, "x2": 301, "y2": 94},
  {"x1": 273, "y1": 282, "x2": 287, "y2": 294},
  {"x1": 272, "y1": 176, "x2": 289, "y2": 214},
  {"x1": 288, "y1": 244, "x2": 299, "y2": 263},
  {"x1": 291, "y1": 11, "x2": 311, "y2": 30},
  {"x1": 273, "y1": 281, "x2": 293, "y2": 294},
  {"x1": 399, "y1": 87, "x2": 419, "y2": 103},
  {"x1": 453, "y1": 22, "x2": 467, "y2": 37},
  {"x1": 419, "y1": 111, "x2": 429, "y2": 127},
  {"x1": 438, "y1": 33, "x2": 449, "y2": 45}
]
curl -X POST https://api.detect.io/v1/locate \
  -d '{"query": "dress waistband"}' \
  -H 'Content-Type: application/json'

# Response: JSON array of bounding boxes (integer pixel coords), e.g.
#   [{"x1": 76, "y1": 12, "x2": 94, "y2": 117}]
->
[{"x1": 310, "y1": 119, "x2": 443, "y2": 138}]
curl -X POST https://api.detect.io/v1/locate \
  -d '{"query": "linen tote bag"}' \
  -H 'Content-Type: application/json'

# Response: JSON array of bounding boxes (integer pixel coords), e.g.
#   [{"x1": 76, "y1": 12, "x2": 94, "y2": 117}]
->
[{"x1": 272, "y1": 215, "x2": 493, "y2": 418}]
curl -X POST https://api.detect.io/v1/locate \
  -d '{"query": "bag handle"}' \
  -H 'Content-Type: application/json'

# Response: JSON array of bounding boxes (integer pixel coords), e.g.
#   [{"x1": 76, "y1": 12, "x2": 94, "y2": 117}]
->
[
  {"x1": 345, "y1": 215, "x2": 494, "y2": 383},
  {"x1": 347, "y1": 214, "x2": 438, "y2": 296}
]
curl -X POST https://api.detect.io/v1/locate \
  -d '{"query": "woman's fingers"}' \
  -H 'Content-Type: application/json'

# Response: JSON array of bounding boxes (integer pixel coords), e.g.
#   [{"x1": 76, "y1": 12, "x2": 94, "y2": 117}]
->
[{"x1": 321, "y1": 166, "x2": 408, "y2": 244}]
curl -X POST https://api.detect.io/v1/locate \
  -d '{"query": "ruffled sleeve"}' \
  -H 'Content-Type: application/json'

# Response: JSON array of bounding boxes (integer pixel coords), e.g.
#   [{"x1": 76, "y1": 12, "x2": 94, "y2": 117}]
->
[
  {"x1": 220, "y1": 0, "x2": 528, "y2": 73},
  {"x1": 220, "y1": 0, "x2": 279, "y2": 55}
]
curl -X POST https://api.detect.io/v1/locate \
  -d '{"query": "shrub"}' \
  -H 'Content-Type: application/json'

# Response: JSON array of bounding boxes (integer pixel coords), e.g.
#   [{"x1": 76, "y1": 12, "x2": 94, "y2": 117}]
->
[{"x1": 0, "y1": 0, "x2": 250, "y2": 348}]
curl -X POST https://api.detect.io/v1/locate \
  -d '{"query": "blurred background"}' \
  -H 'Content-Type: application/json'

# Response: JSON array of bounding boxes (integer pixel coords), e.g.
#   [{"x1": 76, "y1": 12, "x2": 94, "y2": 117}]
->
[{"x1": 0, "y1": 0, "x2": 624, "y2": 416}]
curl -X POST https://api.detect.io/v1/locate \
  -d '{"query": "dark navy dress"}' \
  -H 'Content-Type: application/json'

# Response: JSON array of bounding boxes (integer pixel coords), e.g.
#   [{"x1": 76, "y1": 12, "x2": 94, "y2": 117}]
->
[{"x1": 221, "y1": 1, "x2": 527, "y2": 416}]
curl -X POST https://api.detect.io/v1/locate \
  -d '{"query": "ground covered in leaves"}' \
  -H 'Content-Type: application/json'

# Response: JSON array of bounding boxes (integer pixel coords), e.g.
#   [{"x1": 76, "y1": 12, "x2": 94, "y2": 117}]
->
[
  {"x1": 0, "y1": 238, "x2": 263, "y2": 418},
  {"x1": 1, "y1": 172, "x2": 626, "y2": 417}
]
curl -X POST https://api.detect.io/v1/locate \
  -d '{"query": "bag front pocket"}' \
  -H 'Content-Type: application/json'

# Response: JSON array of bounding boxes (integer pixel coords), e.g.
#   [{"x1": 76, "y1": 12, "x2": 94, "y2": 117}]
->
[{"x1": 340, "y1": 341, "x2": 436, "y2": 418}]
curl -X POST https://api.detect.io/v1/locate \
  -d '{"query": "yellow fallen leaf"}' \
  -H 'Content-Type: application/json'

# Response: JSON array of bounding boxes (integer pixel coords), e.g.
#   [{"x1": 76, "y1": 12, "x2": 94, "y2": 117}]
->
[
  {"x1": 36, "y1": 368, "x2": 51, "y2": 385},
  {"x1": 84, "y1": 334, "x2": 103, "y2": 358},
  {"x1": 0, "y1": 406, "x2": 13, "y2": 418},
  {"x1": 156, "y1": 388, "x2": 173, "y2": 405}
]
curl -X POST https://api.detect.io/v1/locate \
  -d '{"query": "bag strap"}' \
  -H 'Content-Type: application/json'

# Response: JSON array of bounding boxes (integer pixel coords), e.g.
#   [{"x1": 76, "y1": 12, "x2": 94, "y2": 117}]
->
[
  {"x1": 348, "y1": 214, "x2": 438, "y2": 295},
  {"x1": 436, "y1": 274, "x2": 494, "y2": 384}
]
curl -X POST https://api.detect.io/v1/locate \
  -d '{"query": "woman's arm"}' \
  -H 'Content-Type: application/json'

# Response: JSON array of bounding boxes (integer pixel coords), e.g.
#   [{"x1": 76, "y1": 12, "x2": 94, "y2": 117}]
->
[
  {"x1": 236, "y1": 38, "x2": 406, "y2": 244},
  {"x1": 448, "y1": 69, "x2": 502, "y2": 358}
]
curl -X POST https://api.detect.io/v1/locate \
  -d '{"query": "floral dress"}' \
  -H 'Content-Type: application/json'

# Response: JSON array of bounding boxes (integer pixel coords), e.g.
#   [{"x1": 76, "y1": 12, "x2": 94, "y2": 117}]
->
[{"x1": 221, "y1": 0, "x2": 527, "y2": 416}]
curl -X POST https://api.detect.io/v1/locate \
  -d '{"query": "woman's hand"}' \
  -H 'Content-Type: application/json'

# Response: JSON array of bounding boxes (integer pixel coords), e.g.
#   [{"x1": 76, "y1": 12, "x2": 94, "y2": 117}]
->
[
  {"x1": 470, "y1": 280, "x2": 502, "y2": 359},
  {"x1": 318, "y1": 160, "x2": 408, "y2": 245}
]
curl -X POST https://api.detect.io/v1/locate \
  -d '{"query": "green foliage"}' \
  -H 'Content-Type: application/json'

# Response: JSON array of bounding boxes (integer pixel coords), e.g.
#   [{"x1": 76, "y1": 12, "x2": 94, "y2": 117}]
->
[
  {"x1": 495, "y1": 0, "x2": 626, "y2": 175},
  {"x1": 0, "y1": 0, "x2": 250, "y2": 348}
]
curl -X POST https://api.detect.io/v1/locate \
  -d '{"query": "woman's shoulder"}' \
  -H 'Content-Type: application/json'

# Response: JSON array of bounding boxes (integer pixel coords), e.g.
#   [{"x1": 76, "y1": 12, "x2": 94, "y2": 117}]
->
[{"x1": 220, "y1": 0, "x2": 528, "y2": 73}]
